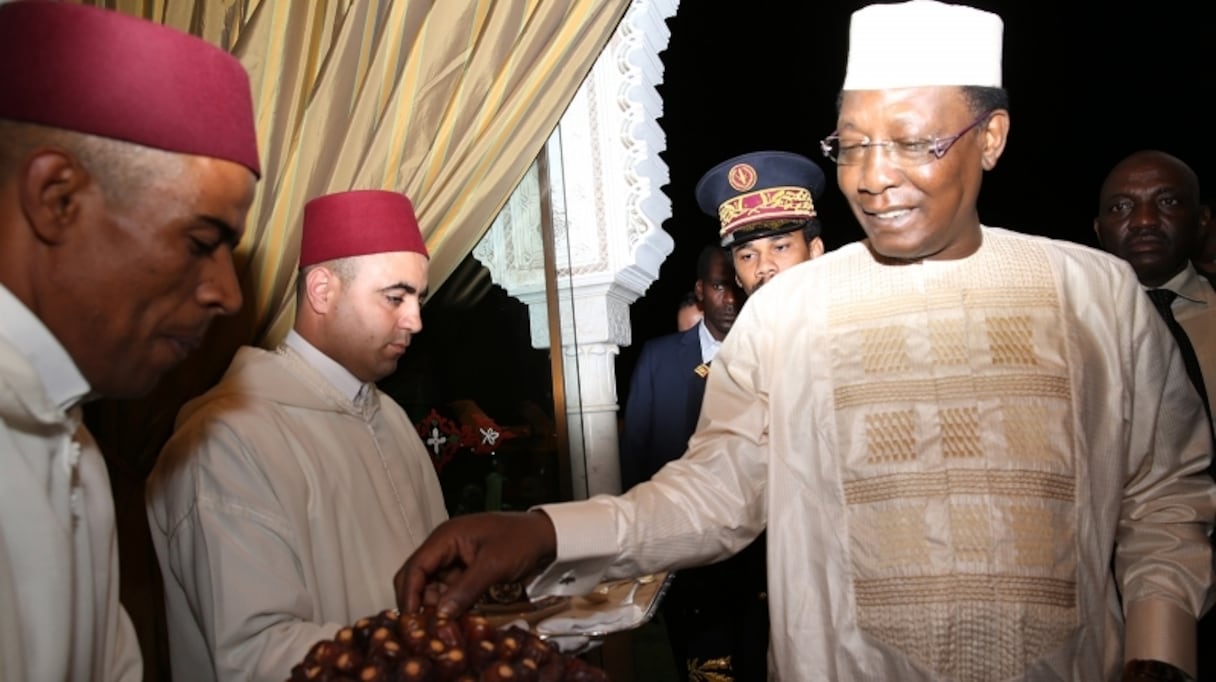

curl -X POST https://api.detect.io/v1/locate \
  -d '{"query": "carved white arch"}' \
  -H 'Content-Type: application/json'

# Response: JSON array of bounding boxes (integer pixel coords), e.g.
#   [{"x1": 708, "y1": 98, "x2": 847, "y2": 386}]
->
[{"x1": 473, "y1": 0, "x2": 680, "y2": 498}]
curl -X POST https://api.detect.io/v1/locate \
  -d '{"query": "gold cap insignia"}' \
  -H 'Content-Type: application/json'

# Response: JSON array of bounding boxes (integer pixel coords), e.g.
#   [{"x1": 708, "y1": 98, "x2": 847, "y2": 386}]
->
[{"x1": 727, "y1": 163, "x2": 757, "y2": 192}]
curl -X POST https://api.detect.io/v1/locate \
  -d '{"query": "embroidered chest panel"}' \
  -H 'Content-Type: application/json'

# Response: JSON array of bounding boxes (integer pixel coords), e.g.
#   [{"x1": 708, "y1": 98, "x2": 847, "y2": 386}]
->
[{"x1": 825, "y1": 239, "x2": 1078, "y2": 680}]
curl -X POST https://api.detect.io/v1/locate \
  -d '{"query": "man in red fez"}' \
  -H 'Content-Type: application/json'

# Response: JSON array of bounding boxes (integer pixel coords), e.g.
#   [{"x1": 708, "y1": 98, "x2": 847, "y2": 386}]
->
[
  {"x1": 146, "y1": 189, "x2": 448, "y2": 682},
  {"x1": 0, "y1": 1, "x2": 260, "y2": 679}
]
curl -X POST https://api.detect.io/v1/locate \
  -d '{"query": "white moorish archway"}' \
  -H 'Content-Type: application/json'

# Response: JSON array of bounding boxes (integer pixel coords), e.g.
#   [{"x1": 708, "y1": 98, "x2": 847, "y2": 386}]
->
[{"x1": 473, "y1": 0, "x2": 679, "y2": 499}]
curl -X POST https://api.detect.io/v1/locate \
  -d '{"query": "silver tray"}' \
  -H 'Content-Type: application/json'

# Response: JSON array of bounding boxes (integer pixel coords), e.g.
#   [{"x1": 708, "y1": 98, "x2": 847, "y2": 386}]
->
[{"x1": 533, "y1": 571, "x2": 674, "y2": 639}]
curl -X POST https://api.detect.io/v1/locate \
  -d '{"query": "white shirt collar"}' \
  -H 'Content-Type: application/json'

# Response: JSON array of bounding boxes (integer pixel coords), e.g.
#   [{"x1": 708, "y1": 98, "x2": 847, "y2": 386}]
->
[
  {"x1": 0, "y1": 284, "x2": 91, "y2": 411},
  {"x1": 697, "y1": 320, "x2": 722, "y2": 364},
  {"x1": 1156, "y1": 263, "x2": 1208, "y2": 305},
  {"x1": 283, "y1": 330, "x2": 367, "y2": 403}
]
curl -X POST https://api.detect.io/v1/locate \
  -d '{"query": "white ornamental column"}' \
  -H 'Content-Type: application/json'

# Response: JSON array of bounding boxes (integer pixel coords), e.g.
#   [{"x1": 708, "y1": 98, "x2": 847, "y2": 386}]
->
[{"x1": 473, "y1": 0, "x2": 678, "y2": 499}]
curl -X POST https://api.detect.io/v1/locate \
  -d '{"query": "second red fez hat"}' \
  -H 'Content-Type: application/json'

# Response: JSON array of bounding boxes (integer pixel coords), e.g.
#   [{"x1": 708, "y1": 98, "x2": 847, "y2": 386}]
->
[
  {"x1": 0, "y1": 0, "x2": 261, "y2": 177},
  {"x1": 299, "y1": 190, "x2": 429, "y2": 267}
]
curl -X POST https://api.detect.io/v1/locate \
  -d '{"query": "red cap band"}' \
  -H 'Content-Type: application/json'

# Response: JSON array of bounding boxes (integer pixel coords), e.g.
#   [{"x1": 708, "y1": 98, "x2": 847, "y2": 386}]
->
[
  {"x1": 299, "y1": 190, "x2": 428, "y2": 267},
  {"x1": 0, "y1": 1, "x2": 261, "y2": 177}
]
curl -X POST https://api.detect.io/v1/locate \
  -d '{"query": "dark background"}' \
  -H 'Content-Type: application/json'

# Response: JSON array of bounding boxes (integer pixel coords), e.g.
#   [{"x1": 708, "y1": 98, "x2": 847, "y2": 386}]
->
[{"x1": 615, "y1": 0, "x2": 1215, "y2": 394}]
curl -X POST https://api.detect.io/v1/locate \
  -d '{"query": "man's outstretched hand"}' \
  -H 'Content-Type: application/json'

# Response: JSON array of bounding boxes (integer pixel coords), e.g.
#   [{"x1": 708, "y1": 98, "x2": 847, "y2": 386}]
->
[{"x1": 394, "y1": 510, "x2": 558, "y2": 618}]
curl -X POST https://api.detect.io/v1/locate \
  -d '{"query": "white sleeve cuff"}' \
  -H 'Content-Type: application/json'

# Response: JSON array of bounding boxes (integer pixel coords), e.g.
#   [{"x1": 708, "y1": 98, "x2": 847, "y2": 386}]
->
[{"x1": 526, "y1": 498, "x2": 619, "y2": 598}]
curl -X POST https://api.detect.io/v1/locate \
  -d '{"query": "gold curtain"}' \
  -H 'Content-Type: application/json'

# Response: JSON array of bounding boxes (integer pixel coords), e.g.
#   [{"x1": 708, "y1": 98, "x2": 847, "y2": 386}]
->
[
  {"x1": 81, "y1": 0, "x2": 630, "y2": 470},
  {"x1": 75, "y1": 1, "x2": 631, "y2": 676}
]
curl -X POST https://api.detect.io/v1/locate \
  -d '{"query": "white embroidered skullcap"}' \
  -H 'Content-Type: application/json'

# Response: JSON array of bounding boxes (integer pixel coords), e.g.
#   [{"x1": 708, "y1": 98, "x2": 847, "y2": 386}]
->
[{"x1": 843, "y1": 0, "x2": 1003, "y2": 90}]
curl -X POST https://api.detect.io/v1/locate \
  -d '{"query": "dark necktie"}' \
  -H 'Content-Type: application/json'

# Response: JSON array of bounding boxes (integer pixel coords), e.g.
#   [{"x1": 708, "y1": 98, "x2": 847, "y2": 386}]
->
[{"x1": 1147, "y1": 288, "x2": 1212, "y2": 426}]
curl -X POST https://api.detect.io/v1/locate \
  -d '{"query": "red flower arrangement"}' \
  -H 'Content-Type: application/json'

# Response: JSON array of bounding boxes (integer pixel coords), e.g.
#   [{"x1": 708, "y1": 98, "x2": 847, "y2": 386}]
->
[
  {"x1": 414, "y1": 407, "x2": 520, "y2": 473},
  {"x1": 414, "y1": 408, "x2": 462, "y2": 473}
]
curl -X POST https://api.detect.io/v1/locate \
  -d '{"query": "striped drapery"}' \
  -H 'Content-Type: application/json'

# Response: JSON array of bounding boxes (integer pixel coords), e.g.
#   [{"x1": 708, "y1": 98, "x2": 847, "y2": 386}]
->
[
  {"x1": 80, "y1": 0, "x2": 630, "y2": 470},
  {"x1": 84, "y1": 0, "x2": 630, "y2": 346}
]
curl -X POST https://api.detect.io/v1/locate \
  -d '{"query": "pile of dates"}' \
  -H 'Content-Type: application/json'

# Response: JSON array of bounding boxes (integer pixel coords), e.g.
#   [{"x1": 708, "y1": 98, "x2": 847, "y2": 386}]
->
[{"x1": 286, "y1": 606, "x2": 609, "y2": 681}]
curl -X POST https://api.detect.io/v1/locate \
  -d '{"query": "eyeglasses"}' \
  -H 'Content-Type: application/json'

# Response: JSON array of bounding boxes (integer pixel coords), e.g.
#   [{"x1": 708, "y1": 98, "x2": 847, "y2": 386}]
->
[{"x1": 819, "y1": 111, "x2": 993, "y2": 167}]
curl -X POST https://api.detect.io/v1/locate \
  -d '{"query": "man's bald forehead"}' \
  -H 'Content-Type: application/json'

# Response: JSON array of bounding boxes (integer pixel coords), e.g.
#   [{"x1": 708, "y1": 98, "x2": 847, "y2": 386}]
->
[{"x1": 1101, "y1": 150, "x2": 1200, "y2": 200}]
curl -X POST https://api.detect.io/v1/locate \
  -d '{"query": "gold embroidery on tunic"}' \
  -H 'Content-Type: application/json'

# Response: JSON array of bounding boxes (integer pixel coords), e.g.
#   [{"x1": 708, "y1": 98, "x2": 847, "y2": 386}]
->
[
  {"x1": 988, "y1": 315, "x2": 1039, "y2": 365},
  {"x1": 1009, "y1": 505, "x2": 1062, "y2": 567},
  {"x1": 853, "y1": 574, "x2": 1075, "y2": 608},
  {"x1": 864, "y1": 409, "x2": 918, "y2": 464},
  {"x1": 861, "y1": 324, "x2": 911, "y2": 374},
  {"x1": 826, "y1": 238, "x2": 1078, "y2": 680},
  {"x1": 875, "y1": 510, "x2": 931, "y2": 567},
  {"x1": 1001, "y1": 403, "x2": 1058, "y2": 464},
  {"x1": 842, "y1": 469, "x2": 1075, "y2": 505},
  {"x1": 834, "y1": 373, "x2": 1071, "y2": 408},
  {"x1": 940, "y1": 406, "x2": 982, "y2": 458},
  {"x1": 831, "y1": 286, "x2": 1059, "y2": 325},
  {"x1": 929, "y1": 318, "x2": 969, "y2": 365},
  {"x1": 949, "y1": 503, "x2": 992, "y2": 563}
]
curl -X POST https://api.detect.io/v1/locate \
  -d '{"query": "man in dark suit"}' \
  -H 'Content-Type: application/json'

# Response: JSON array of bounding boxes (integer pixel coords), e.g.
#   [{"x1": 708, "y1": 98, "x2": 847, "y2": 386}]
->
[
  {"x1": 618, "y1": 244, "x2": 742, "y2": 681},
  {"x1": 1093, "y1": 150, "x2": 1216, "y2": 682},
  {"x1": 621, "y1": 245, "x2": 741, "y2": 491},
  {"x1": 1093, "y1": 150, "x2": 1214, "y2": 447}
]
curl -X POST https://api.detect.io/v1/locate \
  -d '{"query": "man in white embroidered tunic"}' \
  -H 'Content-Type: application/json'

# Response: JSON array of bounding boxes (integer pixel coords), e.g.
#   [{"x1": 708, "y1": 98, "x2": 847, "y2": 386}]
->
[
  {"x1": 0, "y1": 2, "x2": 261, "y2": 680},
  {"x1": 147, "y1": 190, "x2": 448, "y2": 682},
  {"x1": 393, "y1": 3, "x2": 1216, "y2": 681}
]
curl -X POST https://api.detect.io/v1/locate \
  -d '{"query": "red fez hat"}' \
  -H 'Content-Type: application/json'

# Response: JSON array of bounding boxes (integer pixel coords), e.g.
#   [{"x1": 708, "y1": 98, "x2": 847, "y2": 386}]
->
[
  {"x1": 0, "y1": 1, "x2": 261, "y2": 177},
  {"x1": 299, "y1": 190, "x2": 429, "y2": 267}
]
